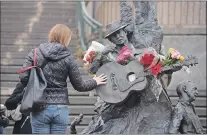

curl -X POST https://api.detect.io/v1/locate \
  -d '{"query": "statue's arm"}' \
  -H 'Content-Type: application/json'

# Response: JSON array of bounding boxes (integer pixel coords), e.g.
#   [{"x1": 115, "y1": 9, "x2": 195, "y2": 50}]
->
[
  {"x1": 169, "y1": 104, "x2": 184, "y2": 134},
  {"x1": 89, "y1": 54, "x2": 103, "y2": 74},
  {"x1": 133, "y1": 1, "x2": 144, "y2": 25},
  {"x1": 120, "y1": 1, "x2": 134, "y2": 32}
]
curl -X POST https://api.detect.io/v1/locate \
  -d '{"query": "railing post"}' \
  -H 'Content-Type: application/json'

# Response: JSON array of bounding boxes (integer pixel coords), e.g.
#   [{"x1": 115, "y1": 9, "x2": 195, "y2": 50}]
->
[
  {"x1": 78, "y1": 1, "x2": 87, "y2": 50},
  {"x1": 98, "y1": 27, "x2": 103, "y2": 43},
  {"x1": 78, "y1": 0, "x2": 103, "y2": 50}
]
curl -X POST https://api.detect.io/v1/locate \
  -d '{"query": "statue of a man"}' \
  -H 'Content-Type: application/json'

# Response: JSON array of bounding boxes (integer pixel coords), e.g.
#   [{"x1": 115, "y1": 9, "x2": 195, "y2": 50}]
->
[
  {"x1": 80, "y1": 1, "x2": 183, "y2": 134},
  {"x1": 169, "y1": 80, "x2": 203, "y2": 134}
]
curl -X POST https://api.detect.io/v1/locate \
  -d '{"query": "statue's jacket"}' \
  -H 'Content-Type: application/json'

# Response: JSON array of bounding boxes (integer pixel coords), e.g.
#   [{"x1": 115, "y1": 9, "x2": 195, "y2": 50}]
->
[{"x1": 169, "y1": 101, "x2": 203, "y2": 134}]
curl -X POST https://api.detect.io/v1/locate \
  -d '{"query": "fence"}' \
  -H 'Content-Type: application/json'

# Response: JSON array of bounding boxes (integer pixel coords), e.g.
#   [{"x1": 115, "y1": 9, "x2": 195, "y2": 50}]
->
[{"x1": 86, "y1": 1, "x2": 206, "y2": 30}]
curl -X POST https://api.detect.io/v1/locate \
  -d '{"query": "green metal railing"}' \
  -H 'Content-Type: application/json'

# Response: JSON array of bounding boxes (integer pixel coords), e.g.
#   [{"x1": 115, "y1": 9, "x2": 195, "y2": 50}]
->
[{"x1": 77, "y1": 0, "x2": 103, "y2": 51}]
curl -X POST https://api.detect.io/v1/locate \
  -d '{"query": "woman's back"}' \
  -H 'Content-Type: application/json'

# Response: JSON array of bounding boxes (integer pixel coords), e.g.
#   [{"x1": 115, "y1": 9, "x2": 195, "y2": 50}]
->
[{"x1": 38, "y1": 42, "x2": 71, "y2": 88}]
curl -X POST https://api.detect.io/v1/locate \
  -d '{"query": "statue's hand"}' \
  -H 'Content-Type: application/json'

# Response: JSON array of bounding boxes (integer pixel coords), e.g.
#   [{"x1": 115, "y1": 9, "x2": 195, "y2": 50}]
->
[
  {"x1": 162, "y1": 66, "x2": 182, "y2": 74},
  {"x1": 101, "y1": 45, "x2": 115, "y2": 55}
]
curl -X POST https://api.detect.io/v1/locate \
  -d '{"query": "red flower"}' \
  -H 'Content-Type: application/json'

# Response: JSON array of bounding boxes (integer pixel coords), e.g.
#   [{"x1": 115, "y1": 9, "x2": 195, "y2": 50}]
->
[
  {"x1": 89, "y1": 51, "x2": 96, "y2": 57},
  {"x1": 150, "y1": 63, "x2": 162, "y2": 76},
  {"x1": 86, "y1": 56, "x2": 92, "y2": 63},
  {"x1": 140, "y1": 53, "x2": 155, "y2": 65},
  {"x1": 116, "y1": 45, "x2": 132, "y2": 64}
]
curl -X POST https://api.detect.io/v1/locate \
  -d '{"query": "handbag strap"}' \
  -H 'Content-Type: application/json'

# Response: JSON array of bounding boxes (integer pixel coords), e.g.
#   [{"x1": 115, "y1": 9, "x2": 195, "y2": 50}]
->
[
  {"x1": 33, "y1": 48, "x2": 37, "y2": 66},
  {"x1": 18, "y1": 48, "x2": 38, "y2": 74}
]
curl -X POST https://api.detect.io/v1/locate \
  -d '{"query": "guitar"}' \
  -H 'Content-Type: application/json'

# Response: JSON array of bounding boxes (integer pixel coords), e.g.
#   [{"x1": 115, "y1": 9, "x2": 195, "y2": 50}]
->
[{"x1": 95, "y1": 55, "x2": 198, "y2": 104}]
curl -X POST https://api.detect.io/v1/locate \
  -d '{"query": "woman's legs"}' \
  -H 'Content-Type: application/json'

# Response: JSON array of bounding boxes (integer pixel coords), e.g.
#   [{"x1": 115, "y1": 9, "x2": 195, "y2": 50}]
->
[
  {"x1": 31, "y1": 105, "x2": 69, "y2": 134},
  {"x1": 50, "y1": 105, "x2": 69, "y2": 134},
  {"x1": 30, "y1": 108, "x2": 50, "y2": 134}
]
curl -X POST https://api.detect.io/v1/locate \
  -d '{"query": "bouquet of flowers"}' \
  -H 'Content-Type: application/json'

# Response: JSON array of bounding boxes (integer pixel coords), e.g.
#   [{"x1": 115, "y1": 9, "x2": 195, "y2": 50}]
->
[
  {"x1": 83, "y1": 41, "x2": 105, "y2": 66},
  {"x1": 116, "y1": 46, "x2": 185, "y2": 76},
  {"x1": 137, "y1": 47, "x2": 185, "y2": 76},
  {"x1": 137, "y1": 47, "x2": 164, "y2": 76},
  {"x1": 162, "y1": 48, "x2": 185, "y2": 66}
]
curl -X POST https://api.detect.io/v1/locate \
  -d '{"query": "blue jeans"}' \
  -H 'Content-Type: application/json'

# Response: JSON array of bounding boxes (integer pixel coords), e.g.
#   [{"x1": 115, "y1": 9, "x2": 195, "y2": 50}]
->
[
  {"x1": 0, "y1": 126, "x2": 6, "y2": 134},
  {"x1": 31, "y1": 105, "x2": 69, "y2": 134}
]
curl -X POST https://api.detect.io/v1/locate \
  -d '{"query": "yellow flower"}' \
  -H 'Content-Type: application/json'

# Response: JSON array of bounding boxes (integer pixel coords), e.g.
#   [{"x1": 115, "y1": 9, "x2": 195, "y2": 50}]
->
[
  {"x1": 179, "y1": 56, "x2": 185, "y2": 61},
  {"x1": 168, "y1": 48, "x2": 175, "y2": 54}
]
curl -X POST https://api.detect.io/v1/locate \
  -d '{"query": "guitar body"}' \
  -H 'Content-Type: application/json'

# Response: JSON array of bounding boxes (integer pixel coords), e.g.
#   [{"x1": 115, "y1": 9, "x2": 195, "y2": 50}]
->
[
  {"x1": 96, "y1": 60, "x2": 148, "y2": 104},
  {"x1": 95, "y1": 55, "x2": 198, "y2": 104}
]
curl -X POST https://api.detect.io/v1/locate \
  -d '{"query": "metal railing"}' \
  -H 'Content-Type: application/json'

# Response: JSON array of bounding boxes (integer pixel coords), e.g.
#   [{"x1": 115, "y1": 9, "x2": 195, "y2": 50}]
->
[{"x1": 77, "y1": 0, "x2": 103, "y2": 51}]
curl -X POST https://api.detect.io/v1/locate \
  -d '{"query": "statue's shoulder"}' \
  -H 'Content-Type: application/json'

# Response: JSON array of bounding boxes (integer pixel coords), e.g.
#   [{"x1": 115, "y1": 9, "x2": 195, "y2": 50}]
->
[{"x1": 173, "y1": 102, "x2": 186, "y2": 114}]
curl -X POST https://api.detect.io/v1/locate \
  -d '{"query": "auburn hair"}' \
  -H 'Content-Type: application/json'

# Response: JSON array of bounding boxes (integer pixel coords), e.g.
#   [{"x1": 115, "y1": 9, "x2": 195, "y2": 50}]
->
[{"x1": 48, "y1": 24, "x2": 72, "y2": 46}]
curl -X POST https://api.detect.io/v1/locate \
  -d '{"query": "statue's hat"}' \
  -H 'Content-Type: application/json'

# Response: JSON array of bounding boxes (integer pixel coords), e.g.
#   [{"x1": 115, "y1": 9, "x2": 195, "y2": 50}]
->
[{"x1": 104, "y1": 21, "x2": 129, "y2": 39}]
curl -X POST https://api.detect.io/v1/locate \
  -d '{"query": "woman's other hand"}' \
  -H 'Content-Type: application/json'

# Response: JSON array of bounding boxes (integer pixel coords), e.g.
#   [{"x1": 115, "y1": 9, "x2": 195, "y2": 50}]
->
[{"x1": 93, "y1": 74, "x2": 107, "y2": 85}]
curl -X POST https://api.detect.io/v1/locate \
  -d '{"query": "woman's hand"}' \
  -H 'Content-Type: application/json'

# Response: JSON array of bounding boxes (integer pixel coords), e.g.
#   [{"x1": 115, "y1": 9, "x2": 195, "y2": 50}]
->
[{"x1": 93, "y1": 74, "x2": 107, "y2": 85}]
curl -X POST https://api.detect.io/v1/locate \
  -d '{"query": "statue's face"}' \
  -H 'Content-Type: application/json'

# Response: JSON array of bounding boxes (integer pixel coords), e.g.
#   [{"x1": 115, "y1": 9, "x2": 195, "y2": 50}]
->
[
  {"x1": 109, "y1": 29, "x2": 127, "y2": 45},
  {"x1": 185, "y1": 83, "x2": 198, "y2": 102}
]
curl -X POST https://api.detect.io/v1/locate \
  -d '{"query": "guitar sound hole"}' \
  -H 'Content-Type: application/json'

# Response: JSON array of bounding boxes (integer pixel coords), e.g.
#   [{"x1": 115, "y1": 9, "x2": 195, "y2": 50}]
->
[{"x1": 127, "y1": 72, "x2": 136, "y2": 82}]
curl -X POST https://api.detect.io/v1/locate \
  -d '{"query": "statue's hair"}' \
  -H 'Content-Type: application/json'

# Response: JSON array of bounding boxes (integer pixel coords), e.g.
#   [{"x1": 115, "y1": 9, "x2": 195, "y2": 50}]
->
[{"x1": 176, "y1": 80, "x2": 194, "y2": 97}]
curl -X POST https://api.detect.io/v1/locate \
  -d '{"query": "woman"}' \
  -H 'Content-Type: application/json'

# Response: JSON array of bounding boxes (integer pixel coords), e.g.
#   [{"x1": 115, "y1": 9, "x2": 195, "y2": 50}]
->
[
  {"x1": 19, "y1": 24, "x2": 107, "y2": 134},
  {"x1": 5, "y1": 82, "x2": 32, "y2": 134}
]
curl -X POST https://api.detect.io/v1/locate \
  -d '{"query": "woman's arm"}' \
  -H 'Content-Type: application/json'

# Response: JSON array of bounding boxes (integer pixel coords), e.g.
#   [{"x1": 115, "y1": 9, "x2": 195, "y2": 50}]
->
[
  {"x1": 5, "y1": 82, "x2": 24, "y2": 110},
  {"x1": 19, "y1": 49, "x2": 34, "y2": 87},
  {"x1": 67, "y1": 55, "x2": 97, "y2": 92}
]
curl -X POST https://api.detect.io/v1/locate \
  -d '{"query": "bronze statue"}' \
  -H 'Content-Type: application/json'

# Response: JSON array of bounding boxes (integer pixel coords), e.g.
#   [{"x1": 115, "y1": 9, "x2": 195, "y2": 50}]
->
[
  {"x1": 81, "y1": 1, "x2": 178, "y2": 134},
  {"x1": 71, "y1": 1, "x2": 199, "y2": 134},
  {"x1": 169, "y1": 80, "x2": 203, "y2": 134}
]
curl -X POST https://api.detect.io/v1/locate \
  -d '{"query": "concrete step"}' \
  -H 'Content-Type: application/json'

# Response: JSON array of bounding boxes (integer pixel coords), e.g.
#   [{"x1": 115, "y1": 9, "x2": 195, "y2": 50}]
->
[
  {"x1": 1, "y1": 1, "x2": 76, "y2": 5},
  {"x1": 0, "y1": 66, "x2": 87, "y2": 74},
  {"x1": 1, "y1": 93, "x2": 206, "y2": 108},
  {"x1": 0, "y1": 85, "x2": 206, "y2": 98},
  {"x1": 1, "y1": 23, "x2": 77, "y2": 32},
  {"x1": 1, "y1": 28, "x2": 77, "y2": 35},
  {"x1": 1, "y1": 87, "x2": 94, "y2": 96},
  {"x1": 5, "y1": 126, "x2": 206, "y2": 134},
  {"x1": 0, "y1": 58, "x2": 84, "y2": 66},
  {"x1": 0, "y1": 39, "x2": 78, "y2": 46},
  {"x1": 0, "y1": 44, "x2": 78, "y2": 52},
  {"x1": 0, "y1": 52, "x2": 82, "y2": 59},
  {"x1": 1, "y1": 4, "x2": 77, "y2": 9},
  {"x1": 1, "y1": 2, "x2": 77, "y2": 9},
  {"x1": 4, "y1": 115, "x2": 207, "y2": 128},
  {"x1": 4, "y1": 113, "x2": 207, "y2": 128},
  {"x1": 0, "y1": 51, "x2": 79, "y2": 59},
  {"x1": 1, "y1": 14, "x2": 76, "y2": 21},
  {"x1": 5, "y1": 125, "x2": 87, "y2": 134},
  {"x1": 0, "y1": 73, "x2": 91, "y2": 82},
  {"x1": 1, "y1": 6, "x2": 77, "y2": 13},
  {"x1": 7, "y1": 115, "x2": 94, "y2": 126},
  {"x1": 1, "y1": 96, "x2": 97, "y2": 106},
  {"x1": 1, "y1": 31, "x2": 78, "y2": 39}
]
